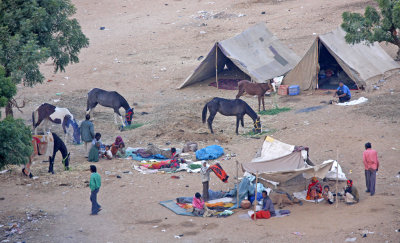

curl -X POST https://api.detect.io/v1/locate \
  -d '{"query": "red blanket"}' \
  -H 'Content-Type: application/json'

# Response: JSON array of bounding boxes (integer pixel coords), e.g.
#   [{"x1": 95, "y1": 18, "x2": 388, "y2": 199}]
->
[
  {"x1": 251, "y1": 210, "x2": 271, "y2": 220},
  {"x1": 210, "y1": 163, "x2": 229, "y2": 183}
]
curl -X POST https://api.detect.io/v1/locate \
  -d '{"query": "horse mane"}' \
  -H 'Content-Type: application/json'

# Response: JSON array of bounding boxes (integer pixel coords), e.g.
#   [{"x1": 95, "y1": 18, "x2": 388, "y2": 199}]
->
[
  {"x1": 243, "y1": 102, "x2": 258, "y2": 121},
  {"x1": 119, "y1": 94, "x2": 131, "y2": 111}
]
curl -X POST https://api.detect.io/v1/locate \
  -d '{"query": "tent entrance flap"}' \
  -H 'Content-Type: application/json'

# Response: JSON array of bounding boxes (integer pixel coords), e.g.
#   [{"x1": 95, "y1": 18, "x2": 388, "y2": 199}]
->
[{"x1": 318, "y1": 41, "x2": 358, "y2": 90}]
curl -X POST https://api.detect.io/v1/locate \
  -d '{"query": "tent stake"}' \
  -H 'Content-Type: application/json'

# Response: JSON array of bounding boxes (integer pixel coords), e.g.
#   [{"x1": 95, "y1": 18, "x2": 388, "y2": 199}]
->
[
  {"x1": 215, "y1": 43, "x2": 219, "y2": 89},
  {"x1": 254, "y1": 171, "x2": 259, "y2": 222},
  {"x1": 236, "y1": 160, "x2": 239, "y2": 208},
  {"x1": 336, "y1": 150, "x2": 339, "y2": 208}
]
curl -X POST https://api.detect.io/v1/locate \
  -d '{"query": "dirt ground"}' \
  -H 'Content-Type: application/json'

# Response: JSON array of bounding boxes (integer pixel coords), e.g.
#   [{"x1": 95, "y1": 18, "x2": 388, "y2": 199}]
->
[{"x1": 1, "y1": 0, "x2": 400, "y2": 242}]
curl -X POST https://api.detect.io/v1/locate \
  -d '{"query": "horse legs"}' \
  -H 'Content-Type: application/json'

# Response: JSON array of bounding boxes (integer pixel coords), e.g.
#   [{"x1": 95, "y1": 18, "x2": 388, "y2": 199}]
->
[
  {"x1": 257, "y1": 96, "x2": 261, "y2": 112},
  {"x1": 48, "y1": 155, "x2": 54, "y2": 174},
  {"x1": 235, "y1": 117, "x2": 240, "y2": 135},
  {"x1": 262, "y1": 95, "x2": 266, "y2": 111},
  {"x1": 119, "y1": 115, "x2": 125, "y2": 126},
  {"x1": 207, "y1": 112, "x2": 216, "y2": 134}
]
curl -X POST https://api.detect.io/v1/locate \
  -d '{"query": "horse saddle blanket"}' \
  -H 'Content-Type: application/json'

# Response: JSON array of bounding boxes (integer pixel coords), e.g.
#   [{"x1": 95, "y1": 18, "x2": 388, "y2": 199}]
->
[
  {"x1": 32, "y1": 133, "x2": 54, "y2": 157},
  {"x1": 210, "y1": 163, "x2": 229, "y2": 183}
]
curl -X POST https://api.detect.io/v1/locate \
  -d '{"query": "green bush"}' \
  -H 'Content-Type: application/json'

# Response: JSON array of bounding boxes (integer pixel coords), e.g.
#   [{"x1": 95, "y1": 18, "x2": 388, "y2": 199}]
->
[{"x1": 0, "y1": 117, "x2": 33, "y2": 169}]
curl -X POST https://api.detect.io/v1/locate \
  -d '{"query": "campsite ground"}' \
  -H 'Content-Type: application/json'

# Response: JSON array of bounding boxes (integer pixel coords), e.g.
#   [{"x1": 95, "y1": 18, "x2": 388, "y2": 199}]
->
[{"x1": 1, "y1": 0, "x2": 400, "y2": 242}]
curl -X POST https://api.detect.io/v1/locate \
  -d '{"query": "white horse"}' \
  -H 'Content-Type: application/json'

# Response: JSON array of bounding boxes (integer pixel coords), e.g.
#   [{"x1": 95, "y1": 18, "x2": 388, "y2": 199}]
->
[{"x1": 32, "y1": 103, "x2": 81, "y2": 144}]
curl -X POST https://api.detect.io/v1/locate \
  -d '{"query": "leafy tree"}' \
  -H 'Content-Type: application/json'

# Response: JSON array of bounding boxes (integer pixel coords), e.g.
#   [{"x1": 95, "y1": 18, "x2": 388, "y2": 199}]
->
[
  {"x1": 342, "y1": 0, "x2": 400, "y2": 60},
  {"x1": 0, "y1": 117, "x2": 33, "y2": 170},
  {"x1": 0, "y1": 65, "x2": 32, "y2": 169},
  {"x1": 0, "y1": 0, "x2": 89, "y2": 116},
  {"x1": 0, "y1": 66, "x2": 17, "y2": 114}
]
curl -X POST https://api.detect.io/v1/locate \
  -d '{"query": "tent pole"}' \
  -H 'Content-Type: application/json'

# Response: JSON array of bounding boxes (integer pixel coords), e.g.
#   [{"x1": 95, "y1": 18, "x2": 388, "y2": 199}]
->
[
  {"x1": 336, "y1": 150, "x2": 339, "y2": 208},
  {"x1": 215, "y1": 43, "x2": 219, "y2": 89},
  {"x1": 316, "y1": 40, "x2": 319, "y2": 91},
  {"x1": 236, "y1": 160, "x2": 239, "y2": 208},
  {"x1": 254, "y1": 171, "x2": 259, "y2": 222}
]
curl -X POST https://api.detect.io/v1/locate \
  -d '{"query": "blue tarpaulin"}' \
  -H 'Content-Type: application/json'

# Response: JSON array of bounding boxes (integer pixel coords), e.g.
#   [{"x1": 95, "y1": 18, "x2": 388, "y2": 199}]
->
[{"x1": 196, "y1": 145, "x2": 224, "y2": 160}]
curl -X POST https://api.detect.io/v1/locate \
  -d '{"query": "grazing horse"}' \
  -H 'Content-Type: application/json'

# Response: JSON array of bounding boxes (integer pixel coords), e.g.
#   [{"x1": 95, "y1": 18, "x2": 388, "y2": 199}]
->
[
  {"x1": 22, "y1": 132, "x2": 70, "y2": 177},
  {"x1": 202, "y1": 97, "x2": 262, "y2": 135},
  {"x1": 32, "y1": 103, "x2": 81, "y2": 144},
  {"x1": 86, "y1": 88, "x2": 134, "y2": 127},
  {"x1": 236, "y1": 80, "x2": 274, "y2": 112}
]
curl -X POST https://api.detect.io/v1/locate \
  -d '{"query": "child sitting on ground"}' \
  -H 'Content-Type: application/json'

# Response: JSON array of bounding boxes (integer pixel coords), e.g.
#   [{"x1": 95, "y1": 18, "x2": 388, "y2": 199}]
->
[
  {"x1": 103, "y1": 145, "x2": 113, "y2": 160},
  {"x1": 116, "y1": 143, "x2": 126, "y2": 158},
  {"x1": 322, "y1": 185, "x2": 334, "y2": 204}
]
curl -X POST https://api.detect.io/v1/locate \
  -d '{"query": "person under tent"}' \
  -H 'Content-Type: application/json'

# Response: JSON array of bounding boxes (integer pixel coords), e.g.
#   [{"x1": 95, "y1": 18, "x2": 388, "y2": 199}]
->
[{"x1": 306, "y1": 177, "x2": 322, "y2": 201}]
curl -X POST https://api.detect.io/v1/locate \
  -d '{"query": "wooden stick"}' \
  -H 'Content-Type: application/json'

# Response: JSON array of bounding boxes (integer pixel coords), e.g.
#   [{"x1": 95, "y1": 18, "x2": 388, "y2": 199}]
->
[
  {"x1": 236, "y1": 160, "x2": 239, "y2": 208},
  {"x1": 215, "y1": 43, "x2": 219, "y2": 89},
  {"x1": 254, "y1": 171, "x2": 259, "y2": 222},
  {"x1": 336, "y1": 150, "x2": 339, "y2": 208}
]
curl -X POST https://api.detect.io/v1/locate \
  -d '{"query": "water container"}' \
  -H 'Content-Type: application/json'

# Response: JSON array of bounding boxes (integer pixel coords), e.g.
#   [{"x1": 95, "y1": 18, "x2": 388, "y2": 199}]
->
[{"x1": 289, "y1": 85, "x2": 300, "y2": 96}]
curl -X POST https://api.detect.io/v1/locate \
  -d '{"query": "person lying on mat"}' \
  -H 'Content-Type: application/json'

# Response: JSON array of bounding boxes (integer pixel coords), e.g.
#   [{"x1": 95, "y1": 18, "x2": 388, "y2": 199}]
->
[
  {"x1": 333, "y1": 81, "x2": 351, "y2": 103},
  {"x1": 344, "y1": 179, "x2": 359, "y2": 204},
  {"x1": 322, "y1": 185, "x2": 334, "y2": 204},
  {"x1": 306, "y1": 177, "x2": 322, "y2": 201},
  {"x1": 262, "y1": 191, "x2": 276, "y2": 216}
]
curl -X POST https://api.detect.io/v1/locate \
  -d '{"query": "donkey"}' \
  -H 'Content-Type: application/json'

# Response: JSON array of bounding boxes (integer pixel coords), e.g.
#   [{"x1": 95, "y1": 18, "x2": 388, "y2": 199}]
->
[
  {"x1": 86, "y1": 88, "x2": 134, "y2": 127},
  {"x1": 22, "y1": 132, "x2": 70, "y2": 177},
  {"x1": 32, "y1": 103, "x2": 81, "y2": 144},
  {"x1": 202, "y1": 97, "x2": 262, "y2": 135},
  {"x1": 236, "y1": 80, "x2": 274, "y2": 112}
]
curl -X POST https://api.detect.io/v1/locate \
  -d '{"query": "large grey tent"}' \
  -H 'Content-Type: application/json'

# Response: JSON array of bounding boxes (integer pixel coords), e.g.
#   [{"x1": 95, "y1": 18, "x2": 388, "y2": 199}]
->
[
  {"x1": 178, "y1": 23, "x2": 300, "y2": 89},
  {"x1": 283, "y1": 28, "x2": 400, "y2": 90}
]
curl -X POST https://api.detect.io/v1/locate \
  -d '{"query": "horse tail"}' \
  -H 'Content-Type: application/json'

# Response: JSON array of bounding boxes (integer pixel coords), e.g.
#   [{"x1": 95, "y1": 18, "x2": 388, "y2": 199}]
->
[
  {"x1": 32, "y1": 107, "x2": 39, "y2": 128},
  {"x1": 202, "y1": 103, "x2": 208, "y2": 123}
]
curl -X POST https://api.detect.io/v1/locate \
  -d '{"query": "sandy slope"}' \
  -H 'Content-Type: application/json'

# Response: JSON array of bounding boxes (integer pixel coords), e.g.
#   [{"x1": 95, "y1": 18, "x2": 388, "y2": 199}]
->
[{"x1": 1, "y1": 0, "x2": 400, "y2": 242}]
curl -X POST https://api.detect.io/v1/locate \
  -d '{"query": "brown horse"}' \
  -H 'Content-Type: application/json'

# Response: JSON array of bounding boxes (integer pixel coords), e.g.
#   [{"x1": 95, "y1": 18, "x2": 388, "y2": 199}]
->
[{"x1": 236, "y1": 80, "x2": 273, "y2": 112}]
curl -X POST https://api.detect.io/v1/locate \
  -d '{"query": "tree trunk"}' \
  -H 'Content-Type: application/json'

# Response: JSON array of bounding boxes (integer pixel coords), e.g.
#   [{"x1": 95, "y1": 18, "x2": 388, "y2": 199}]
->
[
  {"x1": 5, "y1": 100, "x2": 13, "y2": 117},
  {"x1": 396, "y1": 48, "x2": 400, "y2": 61}
]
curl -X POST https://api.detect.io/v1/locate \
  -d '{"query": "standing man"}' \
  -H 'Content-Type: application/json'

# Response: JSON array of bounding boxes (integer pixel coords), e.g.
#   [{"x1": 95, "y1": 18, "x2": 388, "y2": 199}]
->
[
  {"x1": 200, "y1": 161, "x2": 211, "y2": 202},
  {"x1": 80, "y1": 114, "x2": 95, "y2": 157},
  {"x1": 89, "y1": 165, "x2": 102, "y2": 215},
  {"x1": 333, "y1": 81, "x2": 351, "y2": 103},
  {"x1": 363, "y1": 142, "x2": 379, "y2": 196}
]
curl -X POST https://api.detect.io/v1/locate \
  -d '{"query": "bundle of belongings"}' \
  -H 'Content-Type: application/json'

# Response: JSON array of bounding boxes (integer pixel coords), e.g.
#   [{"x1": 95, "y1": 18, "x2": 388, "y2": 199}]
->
[
  {"x1": 195, "y1": 145, "x2": 224, "y2": 160},
  {"x1": 126, "y1": 144, "x2": 173, "y2": 161},
  {"x1": 242, "y1": 136, "x2": 335, "y2": 185}
]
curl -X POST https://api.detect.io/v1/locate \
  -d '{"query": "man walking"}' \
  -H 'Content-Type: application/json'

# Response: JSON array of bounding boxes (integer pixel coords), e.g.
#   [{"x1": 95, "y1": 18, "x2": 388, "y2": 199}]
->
[
  {"x1": 363, "y1": 142, "x2": 379, "y2": 196},
  {"x1": 200, "y1": 161, "x2": 211, "y2": 201},
  {"x1": 89, "y1": 165, "x2": 102, "y2": 215},
  {"x1": 81, "y1": 114, "x2": 95, "y2": 157}
]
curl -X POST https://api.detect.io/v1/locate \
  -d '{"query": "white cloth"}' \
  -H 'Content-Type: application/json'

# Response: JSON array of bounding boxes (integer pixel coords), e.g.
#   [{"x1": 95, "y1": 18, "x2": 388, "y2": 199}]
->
[{"x1": 336, "y1": 97, "x2": 368, "y2": 106}]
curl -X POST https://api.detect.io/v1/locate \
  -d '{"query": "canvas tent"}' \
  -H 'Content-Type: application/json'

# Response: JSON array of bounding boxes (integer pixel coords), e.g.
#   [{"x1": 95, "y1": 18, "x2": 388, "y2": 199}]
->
[
  {"x1": 178, "y1": 23, "x2": 300, "y2": 89},
  {"x1": 242, "y1": 136, "x2": 334, "y2": 184},
  {"x1": 283, "y1": 28, "x2": 400, "y2": 90}
]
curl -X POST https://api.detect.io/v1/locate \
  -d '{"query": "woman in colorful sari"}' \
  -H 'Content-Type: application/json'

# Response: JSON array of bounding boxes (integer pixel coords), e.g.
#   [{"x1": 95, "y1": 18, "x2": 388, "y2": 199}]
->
[
  {"x1": 306, "y1": 177, "x2": 322, "y2": 200},
  {"x1": 111, "y1": 136, "x2": 124, "y2": 156}
]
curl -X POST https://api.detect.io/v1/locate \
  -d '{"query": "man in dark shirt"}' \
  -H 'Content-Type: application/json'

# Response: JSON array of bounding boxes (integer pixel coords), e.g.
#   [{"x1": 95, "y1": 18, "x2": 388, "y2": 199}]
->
[{"x1": 262, "y1": 191, "x2": 275, "y2": 216}]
